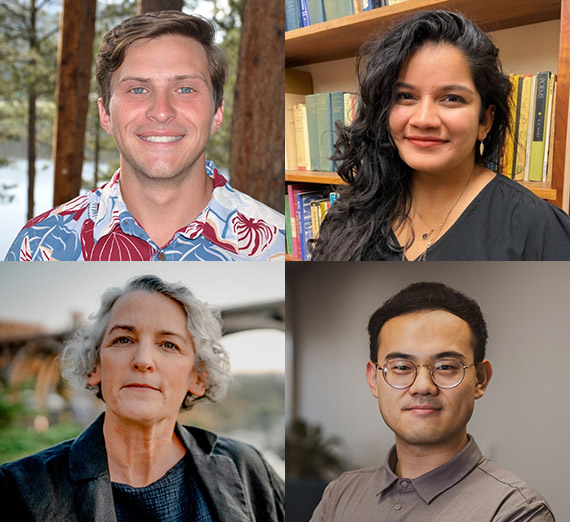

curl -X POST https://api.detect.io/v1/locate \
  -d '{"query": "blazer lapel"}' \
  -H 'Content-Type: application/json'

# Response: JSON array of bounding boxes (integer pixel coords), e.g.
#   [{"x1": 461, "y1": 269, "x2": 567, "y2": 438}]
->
[
  {"x1": 176, "y1": 423, "x2": 251, "y2": 522},
  {"x1": 69, "y1": 414, "x2": 117, "y2": 522}
]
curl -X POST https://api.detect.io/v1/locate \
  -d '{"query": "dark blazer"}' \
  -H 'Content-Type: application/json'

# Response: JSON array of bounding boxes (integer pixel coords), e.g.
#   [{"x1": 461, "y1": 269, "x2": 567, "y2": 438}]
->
[{"x1": 0, "y1": 414, "x2": 284, "y2": 522}]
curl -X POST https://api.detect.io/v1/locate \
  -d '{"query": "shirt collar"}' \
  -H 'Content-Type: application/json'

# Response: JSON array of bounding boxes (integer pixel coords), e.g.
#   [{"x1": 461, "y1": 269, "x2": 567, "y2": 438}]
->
[
  {"x1": 92, "y1": 161, "x2": 241, "y2": 254},
  {"x1": 377, "y1": 436, "x2": 483, "y2": 504}
]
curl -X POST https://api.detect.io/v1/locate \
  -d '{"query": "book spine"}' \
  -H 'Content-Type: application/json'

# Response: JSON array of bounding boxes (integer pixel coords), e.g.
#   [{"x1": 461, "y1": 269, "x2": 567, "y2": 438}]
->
[
  {"x1": 315, "y1": 92, "x2": 334, "y2": 172},
  {"x1": 323, "y1": 0, "x2": 339, "y2": 20},
  {"x1": 529, "y1": 71, "x2": 550, "y2": 181},
  {"x1": 544, "y1": 77, "x2": 557, "y2": 183},
  {"x1": 300, "y1": 103, "x2": 312, "y2": 170},
  {"x1": 307, "y1": 0, "x2": 325, "y2": 24},
  {"x1": 285, "y1": 195, "x2": 293, "y2": 255},
  {"x1": 336, "y1": 0, "x2": 354, "y2": 18},
  {"x1": 300, "y1": 0, "x2": 311, "y2": 26},
  {"x1": 523, "y1": 74, "x2": 537, "y2": 181},
  {"x1": 293, "y1": 103, "x2": 307, "y2": 170},
  {"x1": 305, "y1": 95, "x2": 321, "y2": 171},
  {"x1": 285, "y1": 0, "x2": 302, "y2": 30},
  {"x1": 514, "y1": 75, "x2": 532, "y2": 181}
]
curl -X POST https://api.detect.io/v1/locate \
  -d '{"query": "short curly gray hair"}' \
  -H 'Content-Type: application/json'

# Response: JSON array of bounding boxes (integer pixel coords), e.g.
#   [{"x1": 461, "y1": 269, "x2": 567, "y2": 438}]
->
[{"x1": 60, "y1": 275, "x2": 231, "y2": 408}]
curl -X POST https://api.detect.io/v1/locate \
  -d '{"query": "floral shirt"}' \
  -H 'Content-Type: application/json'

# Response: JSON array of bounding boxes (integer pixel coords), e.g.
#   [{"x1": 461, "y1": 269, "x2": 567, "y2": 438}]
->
[{"x1": 5, "y1": 161, "x2": 285, "y2": 261}]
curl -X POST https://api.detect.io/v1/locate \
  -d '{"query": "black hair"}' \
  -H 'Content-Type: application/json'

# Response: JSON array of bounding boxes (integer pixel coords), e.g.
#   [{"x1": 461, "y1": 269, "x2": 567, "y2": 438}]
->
[
  {"x1": 367, "y1": 282, "x2": 488, "y2": 363},
  {"x1": 311, "y1": 10, "x2": 511, "y2": 261}
]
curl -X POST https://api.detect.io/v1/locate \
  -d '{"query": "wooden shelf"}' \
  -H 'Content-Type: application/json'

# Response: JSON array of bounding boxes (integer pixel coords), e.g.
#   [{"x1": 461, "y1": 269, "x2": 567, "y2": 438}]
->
[
  {"x1": 286, "y1": 170, "x2": 345, "y2": 184},
  {"x1": 286, "y1": 171, "x2": 558, "y2": 200},
  {"x1": 286, "y1": 0, "x2": 561, "y2": 67}
]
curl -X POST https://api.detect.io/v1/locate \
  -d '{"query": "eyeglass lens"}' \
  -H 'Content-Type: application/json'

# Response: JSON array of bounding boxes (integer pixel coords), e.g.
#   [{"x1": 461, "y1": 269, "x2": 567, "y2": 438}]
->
[{"x1": 383, "y1": 359, "x2": 465, "y2": 388}]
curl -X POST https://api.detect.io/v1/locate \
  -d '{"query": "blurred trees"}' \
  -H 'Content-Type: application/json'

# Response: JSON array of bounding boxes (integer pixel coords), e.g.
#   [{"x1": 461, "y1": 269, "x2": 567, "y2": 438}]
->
[{"x1": 0, "y1": 0, "x2": 59, "y2": 218}]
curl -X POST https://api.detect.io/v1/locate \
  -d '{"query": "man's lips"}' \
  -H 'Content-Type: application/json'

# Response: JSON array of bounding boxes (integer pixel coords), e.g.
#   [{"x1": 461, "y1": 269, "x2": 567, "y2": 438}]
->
[
  {"x1": 138, "y1": 134, "x2": 184, "y2": 143},
  {"x1": 405, "y1": 136, "x2": 447, "y2": 148},
  {"x1": 404, "y1": 404, "x2": 442, "y2": 414}
]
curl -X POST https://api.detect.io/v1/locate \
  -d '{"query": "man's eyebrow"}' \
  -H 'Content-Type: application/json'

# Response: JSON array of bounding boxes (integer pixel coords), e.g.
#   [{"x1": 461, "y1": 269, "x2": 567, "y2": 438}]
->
[
  {"x1": 117, "y1": 74, "x2": 209, "y2": 85},
  {"x1": 383, "y1": 351, "x2": 414, "y2": 361},
  {"x1": 382, "y1": 351, "x2": 468, "y2": 362}
]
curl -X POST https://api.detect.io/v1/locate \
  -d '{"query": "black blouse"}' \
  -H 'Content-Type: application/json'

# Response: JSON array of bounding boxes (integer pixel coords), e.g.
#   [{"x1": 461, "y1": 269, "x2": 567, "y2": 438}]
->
[{"x1": 385, "y1": 174, "x2": 570, "y2": 261}]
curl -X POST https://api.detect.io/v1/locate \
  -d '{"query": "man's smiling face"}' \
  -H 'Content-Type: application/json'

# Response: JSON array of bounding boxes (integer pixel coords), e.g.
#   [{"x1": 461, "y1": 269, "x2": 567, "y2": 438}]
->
[{"x1": 98, "y1": 34, "x2": 223, "y2": 184}]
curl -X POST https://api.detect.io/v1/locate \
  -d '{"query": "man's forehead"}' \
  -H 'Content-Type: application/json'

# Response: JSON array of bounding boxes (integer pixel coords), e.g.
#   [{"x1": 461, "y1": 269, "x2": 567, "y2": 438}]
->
[
  {"x1": 377, "y1": 310, "x2": 474, "y2": 353},
  {"x1": 112, "y1": 35, "x2": 210, "y2": 83}
]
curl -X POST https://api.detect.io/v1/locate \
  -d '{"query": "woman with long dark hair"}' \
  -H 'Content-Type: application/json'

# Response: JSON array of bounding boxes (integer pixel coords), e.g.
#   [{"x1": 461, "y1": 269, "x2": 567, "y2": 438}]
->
[{"x1": 311, "y1": 10, "x2": 570, "y2": 260}]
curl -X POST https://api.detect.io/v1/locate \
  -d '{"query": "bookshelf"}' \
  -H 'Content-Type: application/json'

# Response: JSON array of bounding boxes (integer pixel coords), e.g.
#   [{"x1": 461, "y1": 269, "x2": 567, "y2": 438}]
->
[{"x1": 285, "y1": 0, "x2": 570, "y2": 211}]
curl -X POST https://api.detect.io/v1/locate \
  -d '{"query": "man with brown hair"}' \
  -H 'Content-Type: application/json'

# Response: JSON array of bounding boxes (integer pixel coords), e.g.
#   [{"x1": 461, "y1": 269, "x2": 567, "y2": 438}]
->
[{"x1": 7, "y1": 11, "x2": 284, "y2": 261}]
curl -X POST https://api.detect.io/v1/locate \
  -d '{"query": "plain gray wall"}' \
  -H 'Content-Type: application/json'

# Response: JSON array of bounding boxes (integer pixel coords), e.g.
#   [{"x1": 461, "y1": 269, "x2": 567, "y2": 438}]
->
[{"x1": 287, "y1": 262, "x2": 570, "y2": 519}]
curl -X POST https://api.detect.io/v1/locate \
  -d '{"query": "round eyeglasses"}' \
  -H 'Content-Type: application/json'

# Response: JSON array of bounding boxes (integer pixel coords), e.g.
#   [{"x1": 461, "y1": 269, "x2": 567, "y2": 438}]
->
[{"x1": 376, "y1": 359, "x2": 478, "y2": 389}]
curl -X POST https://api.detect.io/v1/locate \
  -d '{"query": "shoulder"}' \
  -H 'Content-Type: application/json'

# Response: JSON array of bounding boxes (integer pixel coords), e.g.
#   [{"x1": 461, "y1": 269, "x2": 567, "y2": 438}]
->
[
  {"x1": 322, "y1": 466, "x2": 383, "y2": 498},
  {"x1": 5, "y1": 192, "x2": 92, "y2": 261},
  {"x1": 489, "y1": 175, "x2": 568, "y2": 222},
  {"x1": 309, "y1": 467, "x2": 384, "y2": 522},
  {"x1": 0, "y1": 438, "x2": 74, "y2": 503},
  {"x1": 183, "y1": 424, "x2": 278, "y2": 476},
  {"x1": 473, "y1": 458, "x2": 554, "y2": 520},
  {"x1": 477, "y1": 174, "x2": 570, "y2": 259},
  {"x1": 181, "y1": 425, "x2": 284, "y2": 520}
]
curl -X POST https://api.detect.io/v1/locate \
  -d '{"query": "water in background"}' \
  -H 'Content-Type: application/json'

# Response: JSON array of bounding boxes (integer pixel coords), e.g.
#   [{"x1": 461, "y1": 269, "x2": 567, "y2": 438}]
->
[{"x1": 0, "y1": 158, "x2": 102, "y2": 259}]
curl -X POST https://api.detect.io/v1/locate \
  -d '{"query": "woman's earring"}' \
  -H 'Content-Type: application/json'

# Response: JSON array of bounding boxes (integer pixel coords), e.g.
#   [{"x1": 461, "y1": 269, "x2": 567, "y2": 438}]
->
[{"x1": 479, "y1": 139, "x2": 485, "y2": 157}]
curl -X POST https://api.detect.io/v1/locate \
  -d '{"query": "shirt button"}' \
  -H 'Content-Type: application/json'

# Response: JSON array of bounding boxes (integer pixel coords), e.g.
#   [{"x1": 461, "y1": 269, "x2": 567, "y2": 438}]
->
[
  {"x1": 394, "y1": 504, "x2": 402, "y2": 511},
  {"x1": 157, "y1": 251, "x2": 166, "y2": 261},
  {"x1": 400, "y1": 480, "x2": 409, "y2": 488}
]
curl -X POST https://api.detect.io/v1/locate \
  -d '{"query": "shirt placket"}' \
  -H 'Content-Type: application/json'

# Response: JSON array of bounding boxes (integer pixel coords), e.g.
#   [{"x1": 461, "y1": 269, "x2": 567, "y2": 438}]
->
[{"x1": 386, "y1": 479, "x2": 416, "y2": 521}]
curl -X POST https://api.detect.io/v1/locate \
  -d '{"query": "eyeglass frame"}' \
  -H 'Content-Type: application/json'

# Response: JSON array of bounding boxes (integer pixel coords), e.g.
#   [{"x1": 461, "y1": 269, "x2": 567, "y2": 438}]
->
[{"x1": 375, "y1": 359, "x2": 479, "y2": 389}]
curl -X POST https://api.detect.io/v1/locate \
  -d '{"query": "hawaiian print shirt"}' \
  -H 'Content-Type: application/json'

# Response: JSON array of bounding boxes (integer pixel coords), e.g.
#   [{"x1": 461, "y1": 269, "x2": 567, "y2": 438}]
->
[{"x1": 5, "y1": 161, "x2": 285, "y2": 261}]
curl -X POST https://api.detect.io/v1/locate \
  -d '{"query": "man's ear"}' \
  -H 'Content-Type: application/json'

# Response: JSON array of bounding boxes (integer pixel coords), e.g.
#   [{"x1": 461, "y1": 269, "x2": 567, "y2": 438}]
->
[
  {"x1": 474, "y1": 360, "x2": 493, "y2": 400},
  {"x1": 98, "y1": 98, "x2": 113, "y2": 136},
  {"x1": 210, "y1": 99, "x2": 224, "y2": 135},
  {"x1": 366, "y1": 361, "x2": 380, "y2": 399}
]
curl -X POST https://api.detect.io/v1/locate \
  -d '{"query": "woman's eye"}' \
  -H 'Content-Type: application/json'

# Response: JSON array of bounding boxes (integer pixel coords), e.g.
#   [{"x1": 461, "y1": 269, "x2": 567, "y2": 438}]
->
[
  {"x1": 395, "y1": 92, "x2": 415, "y2": 102},
  {"x1": 443, "y1": 94, "x2": 465, "y2": 104},
  {"x1": 162, "y1": 341, "x2": 179, "y2": 351},
  {"x1": 113, "y1": 337, "x2": 132, "y2": 345}
]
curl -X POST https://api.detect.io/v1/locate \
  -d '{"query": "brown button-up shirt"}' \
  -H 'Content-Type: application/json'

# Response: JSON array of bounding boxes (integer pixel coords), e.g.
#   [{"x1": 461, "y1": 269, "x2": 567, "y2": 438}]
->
[{"x1": 310, "y1": 437, "x2": 554, "y2": 521}]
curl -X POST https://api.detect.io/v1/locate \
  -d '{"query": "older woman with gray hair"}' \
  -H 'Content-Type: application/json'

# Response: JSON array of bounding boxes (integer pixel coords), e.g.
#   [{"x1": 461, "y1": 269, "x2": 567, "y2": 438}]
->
[{"x1": 0, "y1": 275, "x2": 284, "y2": 522}]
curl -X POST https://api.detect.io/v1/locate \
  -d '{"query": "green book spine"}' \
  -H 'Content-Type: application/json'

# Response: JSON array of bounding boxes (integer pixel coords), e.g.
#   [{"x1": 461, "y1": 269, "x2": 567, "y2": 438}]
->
[
  {"x1": 316, "y1": 92, "x2": 334, "y2": 172},
  {"x1": 285, "y1": 194, "x2": 293, "y2": 254},
  {"x1": 305, "y1": 94, "x2": 321, "y2": 171}
]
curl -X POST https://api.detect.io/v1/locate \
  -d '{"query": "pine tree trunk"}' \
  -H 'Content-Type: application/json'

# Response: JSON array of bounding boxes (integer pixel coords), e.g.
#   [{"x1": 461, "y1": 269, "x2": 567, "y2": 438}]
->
[
  {"x1": 26, "y1": 0, "x2": 37, "y2": 221},
  {"x1": 27, "y1": 86, "x2": 36, "y2": 221},
  {"x1": 136, "y1": 0, "x2": 183, "y2": 13},
  {"x1": 230, "y1": 0, "x2": 284, "y2": 212}
]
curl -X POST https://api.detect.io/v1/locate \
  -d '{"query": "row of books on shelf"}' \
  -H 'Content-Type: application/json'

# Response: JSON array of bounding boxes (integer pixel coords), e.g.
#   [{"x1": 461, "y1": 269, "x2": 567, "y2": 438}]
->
[
  {"x1": 286, "y1": 184, "x2": 338, "y2": 260},
  {"x1": 285, "y1": 0, "x2": 410, "y2": 31},
  {"x1": 285, "y1": 91, "x2": 357, "y2": 172},
  {"x1": 502, "y1": 72, "x2": 557, "y2": 183},
  {"x1": 286, "y1": 71, "x2": 558, "y2": 181}
]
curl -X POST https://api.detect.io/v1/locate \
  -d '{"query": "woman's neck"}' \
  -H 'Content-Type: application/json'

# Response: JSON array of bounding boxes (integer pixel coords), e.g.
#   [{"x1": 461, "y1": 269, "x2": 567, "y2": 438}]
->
[{"x1": 103, "y1": 414, "x2": 186, "y2": 487}]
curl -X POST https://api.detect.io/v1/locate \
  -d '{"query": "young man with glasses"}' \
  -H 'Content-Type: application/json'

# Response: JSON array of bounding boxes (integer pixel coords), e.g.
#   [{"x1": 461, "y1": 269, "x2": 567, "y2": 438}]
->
[{"x1": 310, "y1": 281, "x2": 554, "y2": 522}]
